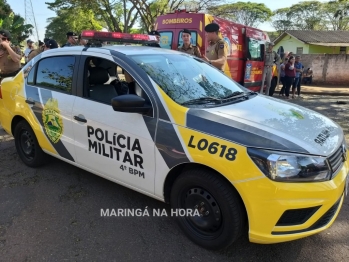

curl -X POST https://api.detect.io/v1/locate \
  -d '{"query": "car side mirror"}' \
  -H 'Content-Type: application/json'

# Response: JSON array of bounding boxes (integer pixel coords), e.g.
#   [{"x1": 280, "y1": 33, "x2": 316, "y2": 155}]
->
[{"x1": 111, "y1": 94, "x2": 151, "y2": 114}]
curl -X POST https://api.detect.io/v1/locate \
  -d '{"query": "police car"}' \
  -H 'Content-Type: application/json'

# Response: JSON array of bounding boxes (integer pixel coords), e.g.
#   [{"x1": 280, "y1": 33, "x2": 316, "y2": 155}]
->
[{"x1": 0, "y1": 30, "x2": 348, "y2": 250}]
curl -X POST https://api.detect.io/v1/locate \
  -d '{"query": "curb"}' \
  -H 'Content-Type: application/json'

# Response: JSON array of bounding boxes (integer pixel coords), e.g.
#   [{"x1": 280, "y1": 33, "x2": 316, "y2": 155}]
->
[{"x1": 299, "y1": 91, "x2": 349, "y2": 96}]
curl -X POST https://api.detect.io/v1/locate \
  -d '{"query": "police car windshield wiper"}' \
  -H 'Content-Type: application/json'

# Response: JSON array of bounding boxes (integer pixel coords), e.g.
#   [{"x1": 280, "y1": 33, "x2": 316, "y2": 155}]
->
[
  {"x1": 181, "y1": 97, "x2": 222, "y2": 106},
  {"x1": 221, "y1": 91, "x2": 248, "y2": 100}
]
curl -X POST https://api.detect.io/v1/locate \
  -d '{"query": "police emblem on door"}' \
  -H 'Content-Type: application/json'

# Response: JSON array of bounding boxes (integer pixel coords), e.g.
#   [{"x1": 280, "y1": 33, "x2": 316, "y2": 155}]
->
[{"x1": 42, "y1": 98, "x2": 64, "y2": 143}]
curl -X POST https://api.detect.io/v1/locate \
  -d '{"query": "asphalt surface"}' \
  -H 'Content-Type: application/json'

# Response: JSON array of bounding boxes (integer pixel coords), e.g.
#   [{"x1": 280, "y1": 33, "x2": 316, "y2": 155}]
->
[{"x1": 0, "y1": 95, "x2": 349, "y2": 261}]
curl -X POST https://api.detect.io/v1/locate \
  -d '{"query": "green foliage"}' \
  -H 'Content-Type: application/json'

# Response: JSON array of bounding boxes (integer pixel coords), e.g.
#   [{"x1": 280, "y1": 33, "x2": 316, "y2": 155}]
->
[
  {"x1": 1, "y1": 13, "x2": 33, "y2": 45},
  {"x1": 45, "y1": 8, "x2": 103, "y2": 45},
  {"x1": 208, "y1": 2, "x2": 272, "y2": 27},
  {"x1": 271, "y1": 0, "x2": 349, "y2": 32},
  {"x1": 46, "y1": 0, "x2": 138, "y2": 33}
]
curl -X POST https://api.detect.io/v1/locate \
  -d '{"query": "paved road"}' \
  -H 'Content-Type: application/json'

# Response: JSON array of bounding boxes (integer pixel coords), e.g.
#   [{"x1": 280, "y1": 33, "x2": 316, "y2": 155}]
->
[{"x1": 1, "y1": 95, "x2": 349, "y2": 261}]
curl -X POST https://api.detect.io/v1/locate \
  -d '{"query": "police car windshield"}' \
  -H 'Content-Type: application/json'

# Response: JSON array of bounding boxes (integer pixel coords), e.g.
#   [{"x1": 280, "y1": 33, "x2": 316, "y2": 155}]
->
[{"x1": 129, "y1": 54, "x2": 246, "y2": 106}]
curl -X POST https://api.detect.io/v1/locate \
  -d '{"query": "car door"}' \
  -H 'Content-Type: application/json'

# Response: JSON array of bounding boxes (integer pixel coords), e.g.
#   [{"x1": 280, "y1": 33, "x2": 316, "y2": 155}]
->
[
  {"x1": 25, "y1": 54, "x2": 78, "y2": 162},
  {"x1": 71, "y1": 52, "x2": 156, "y2": 194}
]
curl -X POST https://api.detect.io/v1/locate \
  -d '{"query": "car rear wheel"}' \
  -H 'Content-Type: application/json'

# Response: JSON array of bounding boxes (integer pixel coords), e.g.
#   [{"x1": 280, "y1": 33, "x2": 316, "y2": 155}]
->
[
  {"x1": 170, "y1": 168, "x2": 246, "y2": 250},
  {"x1": 14, "y1": 120, "x2": 47, "y2": 167}
]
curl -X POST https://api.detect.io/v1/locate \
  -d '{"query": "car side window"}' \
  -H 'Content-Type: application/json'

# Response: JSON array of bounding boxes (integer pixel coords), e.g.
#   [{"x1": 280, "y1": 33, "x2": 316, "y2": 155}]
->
[
  {"x1": 35, "y1": 56, "x2": 75, "y2": 93},
  {"x1": 27, "y1": 66, "x2": 35, "y2": 85}
]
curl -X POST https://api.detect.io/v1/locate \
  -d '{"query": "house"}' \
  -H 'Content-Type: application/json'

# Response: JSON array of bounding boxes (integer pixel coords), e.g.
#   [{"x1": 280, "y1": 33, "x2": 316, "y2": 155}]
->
[{"x1": 273, "y1": 30, "x2": 349, "y2": 55}]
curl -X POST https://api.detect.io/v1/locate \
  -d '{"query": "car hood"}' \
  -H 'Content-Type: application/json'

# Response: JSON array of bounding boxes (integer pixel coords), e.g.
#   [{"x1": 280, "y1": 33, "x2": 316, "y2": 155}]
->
[{"x1": 186, "y1": 95, "x2": 343, "y2": 156}]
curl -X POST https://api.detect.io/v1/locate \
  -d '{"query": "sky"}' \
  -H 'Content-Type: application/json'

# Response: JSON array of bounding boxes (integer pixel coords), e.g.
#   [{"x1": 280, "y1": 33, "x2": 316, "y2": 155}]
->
[{"x1": 8, "y1": 0, "x2": 330, "y2": 42}]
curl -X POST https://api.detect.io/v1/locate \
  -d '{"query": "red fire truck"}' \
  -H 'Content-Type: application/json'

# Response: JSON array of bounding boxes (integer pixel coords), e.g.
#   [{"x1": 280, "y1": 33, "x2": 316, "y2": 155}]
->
[{"x1": 155, "y1": 10, "x2": 278, "y2": 92}]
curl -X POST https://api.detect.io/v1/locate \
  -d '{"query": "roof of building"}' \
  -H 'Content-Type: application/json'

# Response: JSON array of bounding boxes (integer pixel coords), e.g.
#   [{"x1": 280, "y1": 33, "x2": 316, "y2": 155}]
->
[{"x1": 274, "y1": 30, "x2": 349, "y2": 46}]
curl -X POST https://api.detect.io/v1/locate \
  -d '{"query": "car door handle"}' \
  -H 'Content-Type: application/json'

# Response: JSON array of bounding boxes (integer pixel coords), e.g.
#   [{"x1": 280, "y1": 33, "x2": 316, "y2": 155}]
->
[
  {"x1": 25, "y1": 99, "x2": 35, "y2": 105},
  {"x1": 74, "y1": 115, "x2": 87, "y2": 123}
]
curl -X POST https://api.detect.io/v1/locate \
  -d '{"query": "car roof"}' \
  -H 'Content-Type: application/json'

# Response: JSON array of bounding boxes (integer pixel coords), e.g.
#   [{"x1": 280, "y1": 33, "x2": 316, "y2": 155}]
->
[{"x1": 48, "y1": 45, "x2": 179, "y2": 56}]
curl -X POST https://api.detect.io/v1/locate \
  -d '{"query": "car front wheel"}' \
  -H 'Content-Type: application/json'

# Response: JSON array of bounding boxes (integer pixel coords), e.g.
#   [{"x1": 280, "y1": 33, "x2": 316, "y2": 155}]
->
[
  {"x1": 14, "y1": 120, "x2": 47, "y2": 167},
  {"x1": 170, "y1": 168, "x2": 246, "y2": 250}
]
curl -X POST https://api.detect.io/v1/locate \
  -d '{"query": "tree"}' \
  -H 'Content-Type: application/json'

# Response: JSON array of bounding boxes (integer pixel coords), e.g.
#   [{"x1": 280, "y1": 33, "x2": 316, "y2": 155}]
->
[
  {"x1": 207, "y1": 2, "x2": 272, "y2": 27},
  {"x1": 0, "y1": 0, "x2": 33, "y2": 45},
  {"x1": 330, "y1": 0, "x2": 349, "y2": 29},
  {"x1": 46, "y1": 0, "x2": 139, "y2": 33},
  {"x1": 45, "y1": 8, "x2": 104, "y2": 45},
  {"x1": 289, "y1": 1, "x2": 325, "y2": 30},
  {"x1": 271, "y1": 1, "x2": 327, "y2": 32},
  {"x1": 1, "y1": 13, "x2": 33, "y2": 45},
  {"x1": 0, "y1": 0, "x2": 12, "y2": 22},
  {"x1": 270, "y1": 8, "x2": 294, "y2": 34}
]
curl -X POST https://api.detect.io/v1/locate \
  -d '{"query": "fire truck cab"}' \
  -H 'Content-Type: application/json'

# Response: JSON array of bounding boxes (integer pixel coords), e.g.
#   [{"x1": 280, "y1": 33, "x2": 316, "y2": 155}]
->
[{"x1": 155, "y1": 10, "x2": 279, "y2": 92}]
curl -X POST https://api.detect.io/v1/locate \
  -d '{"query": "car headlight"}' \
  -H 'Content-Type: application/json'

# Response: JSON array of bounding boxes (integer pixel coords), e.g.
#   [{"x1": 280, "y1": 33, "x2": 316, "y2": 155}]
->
[{"x1": 247, "y1": 148, "x2": 331, "y2": 182}]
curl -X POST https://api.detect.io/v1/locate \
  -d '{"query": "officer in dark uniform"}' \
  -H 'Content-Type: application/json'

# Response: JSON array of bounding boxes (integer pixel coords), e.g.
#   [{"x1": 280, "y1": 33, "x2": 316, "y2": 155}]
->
[
  {"x1": 62, "y1": 32, "x2": 78, "y2": 47},
  {"x1": 144, "y1": 30, "x2": 161, "y2": 48},
  {"x1": 177, "y1": 29, "x2": 201, "y2": 58},
  {"x1": 201, "y1": 23, "x2": 228, "y2": 71},
  {"x1": 0, "y1": 30, "x2": 22, "y2": 84},
  {"x1": 44, "y1": 39, "x2": 59, "y2": 50}
]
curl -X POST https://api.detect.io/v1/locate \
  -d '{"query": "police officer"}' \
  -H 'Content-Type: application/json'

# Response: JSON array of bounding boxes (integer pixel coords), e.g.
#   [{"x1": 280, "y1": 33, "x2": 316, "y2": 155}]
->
[
  {"x1": 263, "y1": 42, "x2": 280, "y2": 96},
  {"x1": 145, "y1": 30, "x2": 161, "y2": 48},
  {"x1": 201, "y1": 23, "x2": 227, "y2": 71},
  {"x1": 0, "y1": 30, "x2": 21, "y2": 84},
  {"x1": 44, "y1": 39, "x2": 59, "y2": 50},
  {"x1": 62, "y1": 32, "x2": 78, "y2": 47},
  {"x1": 177, "y1": 29, "x2": 201, "y2": 58},
  {"x1": 27, "y1": 40, "x2": 45, "y2": 62}
]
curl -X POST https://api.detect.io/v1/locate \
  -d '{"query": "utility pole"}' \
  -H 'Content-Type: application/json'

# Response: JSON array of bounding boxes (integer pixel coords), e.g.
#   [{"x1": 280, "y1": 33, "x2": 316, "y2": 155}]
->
[{"x1": 24, "y1": 0, "x2": 40, "y2": 42}]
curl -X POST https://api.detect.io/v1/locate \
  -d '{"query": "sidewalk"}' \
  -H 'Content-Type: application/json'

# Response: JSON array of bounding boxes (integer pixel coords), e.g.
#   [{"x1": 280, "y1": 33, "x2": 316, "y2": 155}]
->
[{"x1": 275, "y1": 85, "x2": 349, "y2": 96}]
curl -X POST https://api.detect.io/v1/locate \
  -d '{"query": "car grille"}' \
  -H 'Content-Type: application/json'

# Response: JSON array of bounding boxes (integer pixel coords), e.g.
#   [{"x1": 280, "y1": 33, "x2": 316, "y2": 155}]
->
[
  {"x1": 328, "y1": 142, "x2": 346, "y2": 176},
  {"x1": 276, "y1": 206, "x2": 321, "y2": 226}
]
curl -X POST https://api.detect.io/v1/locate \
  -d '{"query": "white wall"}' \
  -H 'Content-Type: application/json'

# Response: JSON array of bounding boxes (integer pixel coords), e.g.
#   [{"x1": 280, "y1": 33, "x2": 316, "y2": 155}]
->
[{"x1": 274, "y1": 35, "x2": 309, "y2": 55}]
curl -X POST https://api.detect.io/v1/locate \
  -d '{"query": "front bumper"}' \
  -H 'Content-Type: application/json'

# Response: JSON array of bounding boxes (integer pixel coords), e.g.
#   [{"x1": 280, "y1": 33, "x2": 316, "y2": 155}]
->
[{"x1": 235, "y1": 152, "x2": 349, "y2": 244}]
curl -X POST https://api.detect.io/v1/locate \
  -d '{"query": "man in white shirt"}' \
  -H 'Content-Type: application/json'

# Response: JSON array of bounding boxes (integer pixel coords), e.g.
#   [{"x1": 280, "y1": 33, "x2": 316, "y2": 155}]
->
[{"x1": 24, "y1": 39, "x2": 34, "y2": 64}]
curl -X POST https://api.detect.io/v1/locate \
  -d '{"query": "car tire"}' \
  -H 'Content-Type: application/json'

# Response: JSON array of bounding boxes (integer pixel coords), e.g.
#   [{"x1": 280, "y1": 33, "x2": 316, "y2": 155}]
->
[
  {"x1": 170, "y1": 168, "x2": 246, "y2": 250},
  {"x1": 269, "y1": 77, "x2": 277, "y2": 96},
  {"x1": 14, "y1": 120, "x2": 47, "y2": 167}
]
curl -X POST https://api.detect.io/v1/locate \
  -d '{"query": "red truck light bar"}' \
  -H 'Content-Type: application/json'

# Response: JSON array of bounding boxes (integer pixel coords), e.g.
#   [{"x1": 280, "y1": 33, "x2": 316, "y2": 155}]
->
[{"x1": 81, "y1": 30, "x2": 157, "y2": 44}]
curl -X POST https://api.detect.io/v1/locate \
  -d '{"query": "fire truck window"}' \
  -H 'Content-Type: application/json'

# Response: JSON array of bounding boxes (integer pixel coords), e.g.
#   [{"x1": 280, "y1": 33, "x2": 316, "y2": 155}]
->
[
  {"x1": 159, "y1": 31, "x2": 173, "y2": 49},
  {"x1": 248, "y1": 38, "x2": 262, "y2": 61},
  {"x1": 178, "y1": 31, "x2": 197, "y2": 48}
]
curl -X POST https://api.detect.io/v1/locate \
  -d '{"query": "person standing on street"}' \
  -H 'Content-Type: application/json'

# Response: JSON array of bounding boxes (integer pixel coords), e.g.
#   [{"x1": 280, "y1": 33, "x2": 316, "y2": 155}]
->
[
  {"x1": 263, "y1": 42, "x2": 280, "y2": 96},
  {"x1": 177, "y1": 29, "x2": 201, "y2": 58},
  {"x1": 292, "y1": 55, "x2": 303, "y2": 98},
  {"x1": 62, "y1": 32, "x2": 78, "y2": 47},
  {"x1": 27, "y1": 40, "x2": 45, "y2": 62},
  {"x1": 24, "y1": 39, "x2": 34, "y2": 64},
  {"x1": 284, "y1": 56, "x2": 296, "y2": 99},
  {"x1": 279, "y1": 57, "x2": 288, "y2": 96},
  {"x1": 0, "y1": 30, "x2": 22, "y2": 84},
  {"x1": 201, "y1": 23, "x2": 228, "y2": 71}
]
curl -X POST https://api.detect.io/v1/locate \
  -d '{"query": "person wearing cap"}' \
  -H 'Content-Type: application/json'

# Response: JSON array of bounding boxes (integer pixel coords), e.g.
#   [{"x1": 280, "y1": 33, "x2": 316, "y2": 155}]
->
[
  {"x1": 263, "y1": 42, "x2": 280, "y2": 96},
  {"x1": 44, "y1": 39, "x2": 59, "y2": 50},
  {"x1": 145, "y1": 30, "x2": 161, "y2": 48},
  {"x1": 0, "y1": 29, "x2": 22, "y2": 83},
  {"x1": 201, "y1": 23, "x2": 227, "y2": 71},
  {"x1": 177, "y1": 29, "x2": 201, "y2": 58},
  {"x1": 27, "y1": 40, "x2": 45, "y2": 62},
  {"x1": 62, "y1": 32, "x2": 78, "y2": 47},
  {"x1": 24, "y1": 39, "x2": 34, "y2": 64}
]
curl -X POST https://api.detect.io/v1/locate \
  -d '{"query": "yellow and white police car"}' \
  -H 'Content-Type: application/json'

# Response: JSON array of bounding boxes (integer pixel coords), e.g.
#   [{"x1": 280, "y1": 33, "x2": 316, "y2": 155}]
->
[{"x1": 0, "y1": 31, "x2": 348, "y2": 250}]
